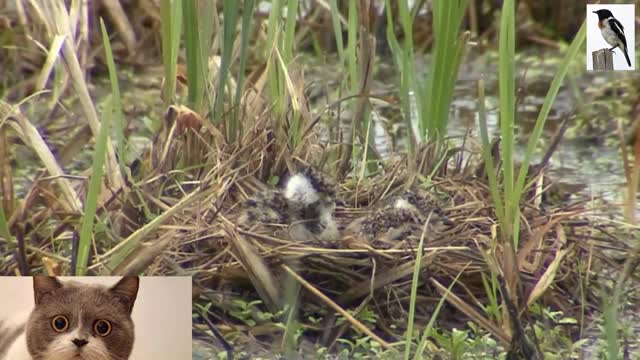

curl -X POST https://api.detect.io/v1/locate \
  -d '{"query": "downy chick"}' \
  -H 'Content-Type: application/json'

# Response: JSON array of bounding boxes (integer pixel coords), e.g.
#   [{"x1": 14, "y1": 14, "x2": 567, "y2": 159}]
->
[
  {"x1": 345, "y1": 190, "x2": 448, "y2": 246},
  {"x1": 283, "y1": 168, "x2": 339, "y2": 242},
  {"x1": 237, "y1": 168, "x2": 339, "y2": 242},
  {"x1": 237, "y1": 190, "x2": 290, "y2": 227}
]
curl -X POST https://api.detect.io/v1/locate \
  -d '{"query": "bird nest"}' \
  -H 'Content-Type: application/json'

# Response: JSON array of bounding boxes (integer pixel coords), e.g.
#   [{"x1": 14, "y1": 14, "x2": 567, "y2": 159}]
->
[
  {"x1": 134, "y1": 120, "x2": 618, "y2": 353},
  {"x1": 86, "y1": 112, "x2": 624, "y2": 355},
  {"x1": 1, "y1": 105, "x2": 626, "y2": 354}
]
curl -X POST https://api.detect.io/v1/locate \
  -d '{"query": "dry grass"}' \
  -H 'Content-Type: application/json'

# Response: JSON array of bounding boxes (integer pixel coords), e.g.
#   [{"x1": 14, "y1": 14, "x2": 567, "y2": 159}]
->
[
  {"x1": 54, "y1": 104, "x2": 620, "y2": 353},
  {"x1": 3, "y1": 82, "x2": 627, "y2": 352},
  {"x1": 1, "y1": 1, "x2": 638, "y2": 357},
  {"x1": 1, "y1": 69, "x2": 634, "y2": 354}
]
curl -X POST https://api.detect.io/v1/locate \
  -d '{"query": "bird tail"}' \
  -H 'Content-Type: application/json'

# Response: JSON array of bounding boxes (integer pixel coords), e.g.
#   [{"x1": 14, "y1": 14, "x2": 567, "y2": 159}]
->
[{"x1": 623, "y1": 46, "x2": 631, "y2": 67}]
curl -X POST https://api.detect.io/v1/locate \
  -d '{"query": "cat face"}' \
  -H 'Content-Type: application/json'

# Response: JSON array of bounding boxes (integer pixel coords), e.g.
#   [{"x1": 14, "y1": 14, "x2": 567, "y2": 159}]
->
[{"x1": 26, "y1": 277, "x2": 139, "y2": 360}]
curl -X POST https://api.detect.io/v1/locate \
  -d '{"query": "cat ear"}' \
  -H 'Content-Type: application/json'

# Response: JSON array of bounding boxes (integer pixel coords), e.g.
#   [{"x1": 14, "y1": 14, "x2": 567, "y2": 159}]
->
[
  {"x1": 33, "y1": 277, "x2": 63, "y2": 305},
  {"x1": 110, "y1": 276, "x2": 139, "y2": 314}
]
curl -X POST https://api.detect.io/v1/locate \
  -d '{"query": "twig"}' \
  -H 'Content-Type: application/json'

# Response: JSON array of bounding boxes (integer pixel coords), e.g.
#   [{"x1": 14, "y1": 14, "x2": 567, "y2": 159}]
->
[
  {"x1": 195, "y1": 306, "x2": 233, "y2": 360},
  {"x1": 281, "y1": 264, "x2": 393, "y2": 349}
]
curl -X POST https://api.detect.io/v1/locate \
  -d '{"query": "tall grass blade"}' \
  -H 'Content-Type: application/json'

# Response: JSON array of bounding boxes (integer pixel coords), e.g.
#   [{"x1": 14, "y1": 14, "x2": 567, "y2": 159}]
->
[
  {"x1": 511, "y1": 21, "x2": 587, "y2": 245},
  {"x1": 498, "y1": 0, "x2": 516, "y2": 244},
  {"x1": 283, "y1": 0, "x2": 298, "y2": 63},
  {"x1": 284, "y1": 0, "x2": 301, "y2": 149},
  {"x1": 424, "y1": 0, "x2": 469, "y2": 141},
  {"x1": 281, "y1": 283, "x2": 300, "y2": 356},
  {"x1": 76, "y1": 99, "x2": 111, "y2": 275},
  {"x1": 265, "y1": 0, "x2": 282, "y2": 59},
  {"x1": 384, "y1": 0, "x2": 468, "y2": 148},
  {"x1": 198, "y1": 0, "x2": 215, "y2": 113},
  {"x1": 384, "y1": 0, "x2": 415, "y2": 151},
  {"x1": 328, "y1": 0, "x2": 345, "y2": 65},
  {"x1": 480, "y1": 272, "x2": 502, "y2": 322},
  {"x1": 183, "y1": 0, "x2": 206, "y2": 111},
  {"x1": 346, "y1": 0, "x2": 358, "y2": 90},
  {"x1": 477, "y1": 78, "x2": 505, "y2": 230},
  {"x1": 265, "y1": 0, "x2": 282, "y2": 108},
  {"x1": 217, "y1": 0, "x2": 239, "y2": 137},
  {"x1": 160, "y1": 0, "x2": 182, "y2": 108},
  {"x1": 415, "y1": 265, "x2": 468, "y2": 360},
  {"x1": 485, "y1": 0, "x2": 586, "y2": 249},
  {"x1": 99, "y1": 18, "x2": 126, "y2": 168},
  {"x1": 404, "y1": 221, "x2": 429, "y2": 360},
  {"x1": 2, "y1": 98, "x2": 82, "y2": 213},
  {"x1": 233, "y1": 0, "x2": 256, "y2": 141},
  {"x1": 603, "y1": 295, "x2": 620, "y2": 360},
  {"x1": 39, "y1": 0, "x2": 123, "y2": 189}
]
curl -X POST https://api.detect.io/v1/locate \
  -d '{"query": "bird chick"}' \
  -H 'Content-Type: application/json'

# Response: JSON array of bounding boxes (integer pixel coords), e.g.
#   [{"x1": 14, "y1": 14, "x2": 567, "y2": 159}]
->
[
  {"x1": 394, "y1": 189, "x2": 452, "y2": 226},
  {"x1": 237, "y1": 168, "x2": 339, "y2": 242},
  {"x1": 237, "y1": 190, "x2": 289, "y2": 228},
  {"x1": 284, "y1": 168, "x2": 339, "y2": 242},
  {"x1": 345, "y1": 189, "x2": 448, "y2": 246}
]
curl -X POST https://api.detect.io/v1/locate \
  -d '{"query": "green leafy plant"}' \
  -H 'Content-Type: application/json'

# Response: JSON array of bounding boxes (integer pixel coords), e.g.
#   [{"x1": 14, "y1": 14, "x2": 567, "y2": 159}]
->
[
  {"x1": 228, "y1": 299, "x2": 280, "y2": 326},
  {"x1": 75, "y1": 19, "x2": 119, "y2": 276},
  {"x1": 480, "y1": 0, "x2": 587, "y2": 249},
  {"x1": 264, "y1": 0, "x2": 303, "y2": 149},
  {"x1": 160, "y1": 0, "x2": 182, "y2": 108},
  {"x1": 182, "y1": 0, "x2": 210, "y2": 112},
  {"x1": 385, "y1": 0, "x2": 469, "y2": 150}
]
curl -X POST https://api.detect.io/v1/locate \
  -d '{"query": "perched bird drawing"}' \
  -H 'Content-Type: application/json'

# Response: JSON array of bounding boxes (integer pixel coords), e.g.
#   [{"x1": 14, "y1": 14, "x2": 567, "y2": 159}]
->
[{"x1": 593, "y1": 9, "x2": 631, "y2": 67}]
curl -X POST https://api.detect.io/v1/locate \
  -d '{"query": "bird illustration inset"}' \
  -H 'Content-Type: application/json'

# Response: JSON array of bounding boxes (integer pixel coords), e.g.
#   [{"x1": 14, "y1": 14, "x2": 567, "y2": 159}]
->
[{"x1": 593, "y1": 8, "x2": 631, "y2": 67}]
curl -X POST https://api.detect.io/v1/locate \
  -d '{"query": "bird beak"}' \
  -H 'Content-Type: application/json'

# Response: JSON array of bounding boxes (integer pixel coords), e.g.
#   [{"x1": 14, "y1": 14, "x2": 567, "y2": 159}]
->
[{"x1": 592, "y1": 11, "x2": 597, "y2": 13}]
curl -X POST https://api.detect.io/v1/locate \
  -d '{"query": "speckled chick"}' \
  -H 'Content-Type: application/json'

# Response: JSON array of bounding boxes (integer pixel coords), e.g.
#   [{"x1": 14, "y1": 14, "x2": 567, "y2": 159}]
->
[
  {"x1": 345, "y1": 189, "x2": 448, "y2": 245},
  {"x1": 392, "y1": 189, "x2": 452, "y2": 226},
  {"x1": 237, "y1": 168, "x2": 339, "y2": 242},
  {"x1": 284, "y1": 169, "x2": 339, "y2": 241},
  {"x1": 237, "y1": 190, "x2": 290, "y2": 228}
]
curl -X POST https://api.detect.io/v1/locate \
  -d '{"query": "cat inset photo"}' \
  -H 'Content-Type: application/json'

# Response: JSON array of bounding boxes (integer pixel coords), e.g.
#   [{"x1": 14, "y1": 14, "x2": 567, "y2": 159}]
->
[{"x1": 0, "y1": 276, "x2": 192, "y2": 360}]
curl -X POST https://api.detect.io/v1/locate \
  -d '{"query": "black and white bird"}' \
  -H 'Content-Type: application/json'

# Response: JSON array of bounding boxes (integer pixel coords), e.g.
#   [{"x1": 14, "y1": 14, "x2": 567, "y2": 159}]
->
[{"x1": 593, "y1": 9, "x2": 631, "y2": 67}]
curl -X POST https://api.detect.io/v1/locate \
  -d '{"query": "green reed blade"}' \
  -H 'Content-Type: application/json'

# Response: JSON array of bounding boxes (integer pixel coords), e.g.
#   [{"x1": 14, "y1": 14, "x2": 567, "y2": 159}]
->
[
  {"x1": 99, "y1": 18, "x2": 126, "y2": 169},
  {"x1": 233, "y1": 0, "x2": 255, "y2": 141},
  {"x1": 76, "y1": 98, "x2": 111, "y2": 276},
  {"x1": 160, "y1": 0, "x2": 182, "y2": 109}
]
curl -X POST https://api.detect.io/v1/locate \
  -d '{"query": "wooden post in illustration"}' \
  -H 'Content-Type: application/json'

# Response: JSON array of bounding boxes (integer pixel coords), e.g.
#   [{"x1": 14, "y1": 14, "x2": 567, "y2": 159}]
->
[{"x1": 592, "y1": 49, "x2": 614, "y2": 70}]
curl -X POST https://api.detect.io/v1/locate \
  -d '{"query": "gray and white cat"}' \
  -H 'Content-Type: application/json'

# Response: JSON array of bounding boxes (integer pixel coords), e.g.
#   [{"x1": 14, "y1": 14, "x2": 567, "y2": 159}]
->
[{"x1": 0, "y1": 276, "x2": 139, "y2": 360}]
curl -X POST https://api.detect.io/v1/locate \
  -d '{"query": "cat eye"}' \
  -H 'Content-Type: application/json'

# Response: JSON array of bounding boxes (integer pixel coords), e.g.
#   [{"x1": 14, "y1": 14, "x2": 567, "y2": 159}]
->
[
  {"x1": 94, "y1": 319, "x2": 112, "y2": 336},
  {"x1": 51, "y1": 315, "x2": 69, "y2": 332}
]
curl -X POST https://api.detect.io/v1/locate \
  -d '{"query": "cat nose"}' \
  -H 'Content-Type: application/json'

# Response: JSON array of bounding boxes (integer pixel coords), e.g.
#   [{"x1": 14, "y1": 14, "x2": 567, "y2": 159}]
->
[{"x1": 72, "y1": 338, "x2": 89, "y2": 348}]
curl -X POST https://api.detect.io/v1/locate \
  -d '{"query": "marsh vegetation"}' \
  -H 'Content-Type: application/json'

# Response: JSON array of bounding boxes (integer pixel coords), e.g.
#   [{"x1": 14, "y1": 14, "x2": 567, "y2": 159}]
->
[{"x1": 0, "y1": 0, "x2": 639, "y2": 359}]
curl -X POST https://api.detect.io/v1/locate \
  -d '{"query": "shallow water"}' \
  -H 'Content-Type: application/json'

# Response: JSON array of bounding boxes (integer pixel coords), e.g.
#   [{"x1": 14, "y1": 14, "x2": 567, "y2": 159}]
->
[
  {"x1": 348, "y1": 48, "x2": 640, "y2": 210},
  {"x1": 451, "y1": 50, "x2": 637, "y2": 207}
]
